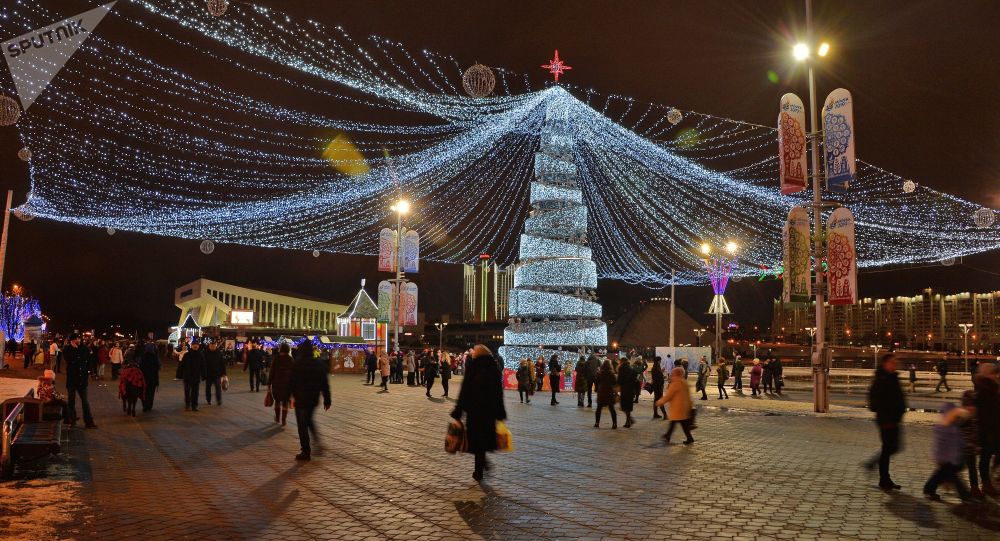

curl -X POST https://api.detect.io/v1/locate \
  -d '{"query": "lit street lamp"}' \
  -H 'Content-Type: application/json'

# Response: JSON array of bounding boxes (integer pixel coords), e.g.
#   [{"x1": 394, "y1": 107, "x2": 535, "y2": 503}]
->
[
  {"x1": 791, "y1": 0, "x2": 833, "y2": 413},
  {"x1": 698, "y1": 240, "x2": 739, "y2": 361},
  {"x1": 434, "y1": 322, "x2": 448, "y2": 352},
  {"x1": 693, "y1": 328, "x2": 706, "y2": 347},
  {"x1": 871, "y1": 344, "x2": 882, "y2": 368},
  {"x1": 959, "y1": 323, "x2": 972, "y2": 373},
  {"x1": 804, "y1": 326, "x2": 816, "y2": 347}
]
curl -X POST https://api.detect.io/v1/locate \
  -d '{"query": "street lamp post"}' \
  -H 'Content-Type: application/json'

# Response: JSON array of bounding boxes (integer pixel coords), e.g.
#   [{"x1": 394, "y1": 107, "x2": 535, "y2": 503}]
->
[
  {"x1": 871, "y1": 344, "x2": 882, "y2": 368},
  {"x1": 804, "y1": 326, "x2": 816, "y2": 347},
  {"x1": 435, "y1": 322, "x2": 448, "y2": 352},
  {"x1": 694, "y1": 328, "x2": 706, "y2": 348},
  {"x1": 699, "y1": 241, "x2": 738, "y2": 362},
  {"x1": 389, "y1": 199, "x2": 410, "y2": 354},
  {"x1": 793, "y1": 0, "x2": 833, "y2": 413},
  {"x1": 959, "y1": 323, "x2": 972, "y2": 373}
]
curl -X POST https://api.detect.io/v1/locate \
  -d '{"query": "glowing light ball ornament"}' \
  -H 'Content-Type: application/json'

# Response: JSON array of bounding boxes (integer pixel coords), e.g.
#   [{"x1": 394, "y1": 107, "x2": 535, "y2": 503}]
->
[
  {"x1": 13, "y1": 208, "x2": 33, "y2": 221},
  {"x1": 974, "y1": 207, "x2": 996, "y2": 229},
  {"x1": 0, "y1": 95, "x2": 21, "y2": 126},
  {"x1": 902, "y1": 180, "x2": 916, "y2": 193},
  {"x1": 312, "y1": 250, "x2": 320, "y2": 258},
  {"x1": 17, "y1": 147, "x2": 31, "y2": 161},
  {"x1": 940, "y1": 257, "x2": 956, "y2": 267},
  {"x1": 199, "y1": 239, "x2": 215, "y2": 254},
  {"x1": 461, "y1": 63, "x2": 496, "y2": 98},
  {"x1": 107, "y1": 227, "x2": 116, "y2": 235},
  {"x1": 206, "y1": 0, "x2": 228, "y2": 17},
  {"x1": 667, "y1": 108, "x2": 683, "y2": 125}
]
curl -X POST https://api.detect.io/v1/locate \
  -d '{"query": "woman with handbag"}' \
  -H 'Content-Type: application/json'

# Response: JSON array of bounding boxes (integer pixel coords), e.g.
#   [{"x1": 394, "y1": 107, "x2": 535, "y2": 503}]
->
[
  {"x1": 268, "y1": 343, "x2": 294, "y2": 425},
  {"x1": 651, "y1": 361, "x2": 667, "y2": 419},
  {"x1": 378, "y1": 352, "x2": 390, "y2": 392},
  {"x1": 450, "y1": 345, "x2": 507, "y2": 481}
]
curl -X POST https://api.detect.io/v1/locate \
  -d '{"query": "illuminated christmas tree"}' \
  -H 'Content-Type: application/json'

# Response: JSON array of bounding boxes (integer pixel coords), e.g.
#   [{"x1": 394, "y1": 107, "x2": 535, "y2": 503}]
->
[{"x1": 499, "y1": 90, "x2": 607, "y2": 367}]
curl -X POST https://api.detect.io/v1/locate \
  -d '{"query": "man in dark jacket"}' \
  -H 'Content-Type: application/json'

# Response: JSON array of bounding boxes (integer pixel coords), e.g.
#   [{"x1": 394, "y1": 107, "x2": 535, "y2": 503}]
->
[
  {"x1": 364, "y1": 349, "x2": 377, "y2": 385},
  {"x1": 139, "y1": 343, "x2": 161, "y2": 412},
  {"x1": 973, "y1": 362, "x2": 1000, "y2": 496},
  {"x1": 64, "y1": 334, "x2": 97, "y2": 428},
  {"x1": 203, "y1": 340, "x2": 227, "y2": 406},
  {"x1": 243, "y1": 342, "x2": 265, "y2": 392},
  {"x1": 934, "y1": 358, "x2": 950, "y2": 392},
  {"x1": 548, "y1": 355, "x2": 562, "y2": 405},
  {"x1": 289, "y1": 342, "x2": 331, "y2": 461},
  {"x1": 585, "y1": 354, "x2": 601, "y2": 407},
  {"x1": 866, "y1": 353, "x2": 906, "y2": 490},
  {"x1": 182, "y1": 341, "x2": 207, "y2": 411}
]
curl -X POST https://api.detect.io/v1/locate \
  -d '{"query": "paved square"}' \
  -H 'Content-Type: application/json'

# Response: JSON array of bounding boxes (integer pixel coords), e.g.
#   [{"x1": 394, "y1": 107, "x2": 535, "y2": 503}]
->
[{"x1": 4, "y1": 370, "x2": 1000, "y2": 540}]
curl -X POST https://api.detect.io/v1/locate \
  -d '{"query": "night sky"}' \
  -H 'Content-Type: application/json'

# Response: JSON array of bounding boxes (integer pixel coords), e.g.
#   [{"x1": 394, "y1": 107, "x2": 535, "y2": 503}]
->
[{"x1": 1, "y1": 0, "x2": 998, "y2": 336}]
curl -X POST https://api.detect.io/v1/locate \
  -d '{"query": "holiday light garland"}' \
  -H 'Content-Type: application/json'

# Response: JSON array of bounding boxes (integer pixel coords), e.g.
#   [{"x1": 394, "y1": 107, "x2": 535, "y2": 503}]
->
[{"x1": 0, "y1": 0, "x2": 996, "y2": 294}]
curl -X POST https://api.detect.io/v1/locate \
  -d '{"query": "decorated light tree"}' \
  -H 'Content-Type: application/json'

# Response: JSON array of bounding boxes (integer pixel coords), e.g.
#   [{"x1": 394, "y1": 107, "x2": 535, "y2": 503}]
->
[
  {"x1": 0, "y1": 290, "x2": 40, "y2": 343},
  {"x1": 499, "y1": 89, "x2": 607, "y2": 367}
]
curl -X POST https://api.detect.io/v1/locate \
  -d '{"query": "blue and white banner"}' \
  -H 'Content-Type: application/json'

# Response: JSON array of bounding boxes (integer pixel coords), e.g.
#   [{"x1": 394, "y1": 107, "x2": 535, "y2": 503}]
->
[
  {"x1": 2, "y1": 2, "x2": 117, "y2": 110},
  {"x1": 822, "y1": 88, "x2": 856, "y2": 192}
]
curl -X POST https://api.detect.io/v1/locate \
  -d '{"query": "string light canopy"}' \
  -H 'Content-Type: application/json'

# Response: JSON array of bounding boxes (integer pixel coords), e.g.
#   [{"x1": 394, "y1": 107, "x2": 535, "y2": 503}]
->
[{"x1": 2, "y1": 0, "x2": 998, "y2": 288}]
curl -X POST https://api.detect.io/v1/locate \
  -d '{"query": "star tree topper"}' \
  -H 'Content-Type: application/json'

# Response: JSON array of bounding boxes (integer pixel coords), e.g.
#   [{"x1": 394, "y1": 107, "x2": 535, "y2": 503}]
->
[{"x1": 541, "y1": 50, "x2": 572, "y2": 82}]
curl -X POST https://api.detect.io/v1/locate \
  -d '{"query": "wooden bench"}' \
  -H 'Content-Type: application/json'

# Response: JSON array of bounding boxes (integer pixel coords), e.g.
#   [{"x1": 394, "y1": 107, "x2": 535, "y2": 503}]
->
[{"x1": 1, "y1": 390, "x2": 63, "y2": 478}]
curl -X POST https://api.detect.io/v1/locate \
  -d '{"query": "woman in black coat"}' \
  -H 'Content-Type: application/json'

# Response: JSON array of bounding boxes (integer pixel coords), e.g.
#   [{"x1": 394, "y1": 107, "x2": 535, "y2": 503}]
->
[
  {"x1": 439, "y1": 356, "x2": 452, "y2": 398},
  {"x1": 594, "y1": 359, "x2": 618, "y2": 429},
  {"x1": 268, "y1": 343, "x2": 294, "y2": 425},
  {"x1": 138, "y1": 343, "x2": 161, "y2": 412},
  {"x1": 617, "y1": 358, "x2": 636, "y2": 428},
  {"x1": 651, "y1": 361, "x2": 666, "y2": 419},
  {"x1": 451, "y1": 345, "x2": 507, "y2": 481}
]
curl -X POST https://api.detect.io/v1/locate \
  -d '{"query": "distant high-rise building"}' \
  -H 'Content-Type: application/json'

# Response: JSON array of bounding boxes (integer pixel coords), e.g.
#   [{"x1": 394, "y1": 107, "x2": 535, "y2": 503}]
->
[{"x1": 462, "y1": 255, "x2": 514, "y2": 323}]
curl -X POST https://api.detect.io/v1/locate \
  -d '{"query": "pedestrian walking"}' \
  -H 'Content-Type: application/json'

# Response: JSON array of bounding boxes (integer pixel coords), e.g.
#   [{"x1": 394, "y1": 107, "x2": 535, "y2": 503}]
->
[
  {"x1": 49, "y1": 340, "x2": 61, "y2": 373},
  {"x1": 732, "y1": 355, "x2": 744, "y2": 391},
  {"x1": 923, "y1": 403, "x2": 971, "y2": 502},
  {"x1": 182, "y1": 341, "x2": 206, "y2": 411},
  {"x1": 139, "y1": 343, "x2": 160, "y2": 412},
  {"x1": 109, "y1": 342, "x2": 123, "y2": 380},
  {"x1": 548, "y1": 355, "x2": 562, "y2": 405},
  {"x1": 575, "y1": 356, "x2": 588, "y2": 407},
  {"x1": 450, "y1": 344, "x2": 507, "y2": 481},
  {"x1": 865, "y1": 353, "x2": 906, "y2": 491},
  {"x1": 696, "y1": 356, "x2": 710, "y2": 401},
  {"x1": 908, "y1": 364, "x2": 918, "y2": 393},
  {"x1": 96, "y1": 342, "x2": 109, "y2": 380},
  {"x1": 762, "y1": 358, "x2": 774, "y2": 394},
  {"x1": 364, "y1": 348, "x2": 377, "y2": 385},
  {"x1": 617, "y1": 357, "x2": 635, "y2": 427},
  {"x1": 632, "y1": 354, "x2": 646, "y2": 404},
  {"x1": 651, "y1": 360, "x2": 666, "y2": 419},
  {"x1": 656, "y1": 367, "x2": 694, "y2": 444},
  {"x1": 749, "y1": 358, "x2": 762, "y2": 397},
  {"x1": 203, "y1": 340, "x2": 226, "y2": 406},
  {"x1": 972, "y1": 362, "x2": 1000, "y2": 496},
  {"x1": 289, "y1": 342, "x2": 331, "y2": 461},
  {"x1": 63, "y1": 334, "x2": 97, "y2": 429},
  {"x1": 269, "y1": 343, "x2": 294, "y2": 426},
  {"x1": 935, "y1": 358, "x2": 951, "y2": 392},
  {"x1": 424, "y1": 353, "x2": 439, "y2": 397},
  {"x1": 585, "y1": 354, "x2": 600, "y2": 407},
  {"x1": 243, "y1": 342, "x2": 264, "y2": 392},
  {"x1": 516, "y1": 359, "x2": 532, "y2": 403},
  {"x1": 534, "y1": 356, "x2": 546, "y2": 393},
  {"x1": 118, "y1": 359, "x2": 145, "y2": 417},
  {"x1": 594, "y1": 359, "x2": 618, "y2": 429},
  {"x1": 440, "y1": 356, "x2": 452, "y2": 397},
  {"x1": 378, "y1": 352, "x2": 390, "y2": 392},
  {"x1": 716, "y1": 361, "x2": 729, "y2": 399},
  {"x1": 772, "y1": 357, "x2": 784, "y2": 394},
  {"x1": 405, "y1": 350, "x2": 416, "y2": 386},
  {"x1": 959, "y1": 390, "x2": 983, "y2": 498}
]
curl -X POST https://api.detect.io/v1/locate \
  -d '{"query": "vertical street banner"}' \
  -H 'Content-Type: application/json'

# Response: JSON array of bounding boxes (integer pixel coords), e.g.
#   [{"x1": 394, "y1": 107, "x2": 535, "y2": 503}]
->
[
  {"x1": 823, "y1": 88, "x2": 856, "y2": 192},
  {"x1": 376, "y1": 280, "x2": 392, "y2": 322},
  {"x1": 402, "y1": 229, "x2": 419, "y2": 273},
  {"x1": 826, "y1": 207, "x2": 858, "y2": 305},
  {"x1": 401, "y1": 282, "x2": 418, "y2": 326},
  {"x1": 378, "y1": 228, "x2": 396, "y2": 272},
  {"x1": 778, "y1": 93, "x2": 807, "y2": 195},
  {"x1": 2, "y1": 2, "x2": 117, "y2": 110},
  {"x1": 782, "y1": 206, "x2": 811, "y2": 303}
]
